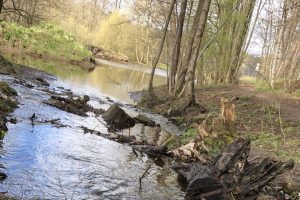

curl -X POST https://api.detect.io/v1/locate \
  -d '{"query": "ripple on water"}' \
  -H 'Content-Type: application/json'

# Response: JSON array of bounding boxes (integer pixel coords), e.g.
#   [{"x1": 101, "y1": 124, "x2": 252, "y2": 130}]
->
[{"x1": 0, "y1": 79, "x2": 184, "y2": 199}]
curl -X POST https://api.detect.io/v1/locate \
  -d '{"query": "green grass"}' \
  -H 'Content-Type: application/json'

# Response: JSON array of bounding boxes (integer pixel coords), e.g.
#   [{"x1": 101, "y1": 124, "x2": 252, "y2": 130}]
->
[
  {"x1": 248, "y1": 128, "x2": 300, "y2": 163},
  {"x1": 203, "y1": 137, "x2": 226, "y2": 156},
  {"x1": 240, "y1": 76, "x2": 257, "y2": 84},
  {"x1": 3, "y1": 54, "x2": 87, "y2": 79},
  {"x1": 0, "y1": 131, "x2": 6, "y2": 140},
  {"x1": 292, "y1": 89, "x2": 300, "y2": 97},
  {"x1": 179, "y1": 128, "x2": 198, "y2": 145},
  {"x1": 164, "y1": 128, "x2": 199, "y2": 150},
  {"x1": 0, "y1": 22, "x2": 91, "y2": 61},
  {"x1": 240, "y1": 76, "x2": 292, "y2": 95},
  {"x1": 157, "y1": 63, "x2": 168, "y2": 70}
]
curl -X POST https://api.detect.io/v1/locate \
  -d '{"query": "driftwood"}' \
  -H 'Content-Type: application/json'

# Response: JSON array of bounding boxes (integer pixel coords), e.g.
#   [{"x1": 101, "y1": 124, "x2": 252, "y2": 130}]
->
[
  {"x1": 172, "y1": 141, "x2": 210, "y2": 163},
  {"x1": 139, "y1": 160, "x2": 154, "y2": 190},
  {"x1": 132, "y1": 145, "x2": 171, "y2": 158},
  {"x1": 175, "y1": 138, "x2": 294, "y2": 200},
  {"x1": 45, "y1": 95, "x2": 104, "y2": 117}
]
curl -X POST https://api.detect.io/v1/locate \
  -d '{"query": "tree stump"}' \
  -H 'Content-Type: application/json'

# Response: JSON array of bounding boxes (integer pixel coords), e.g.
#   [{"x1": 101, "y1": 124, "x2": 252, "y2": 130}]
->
[
  {"x1": 197, "y1": 97, "x2": 237, "y2": 139},
  {"x1": 220, "y1": 97, "x2": 236, "y2": 134},
  {"x1": 175, "y1": 138, "x2": 294, "y2": 200}
]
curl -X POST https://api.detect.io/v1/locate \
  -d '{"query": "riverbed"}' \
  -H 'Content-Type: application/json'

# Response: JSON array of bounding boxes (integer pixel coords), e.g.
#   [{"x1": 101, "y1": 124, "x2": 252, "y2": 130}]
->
[{"x1": 0, "y1": 55, "x2": 185, "y2": 199}]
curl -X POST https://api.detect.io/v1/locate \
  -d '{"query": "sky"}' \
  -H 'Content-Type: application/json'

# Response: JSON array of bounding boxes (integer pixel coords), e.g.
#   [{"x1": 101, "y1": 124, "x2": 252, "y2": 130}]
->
[{"x1": 247, "y1": 0, "x2": 283, "y2": 55}]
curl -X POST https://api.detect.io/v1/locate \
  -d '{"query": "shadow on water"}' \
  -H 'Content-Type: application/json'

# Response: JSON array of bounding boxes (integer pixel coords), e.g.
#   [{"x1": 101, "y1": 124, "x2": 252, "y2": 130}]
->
[{"x1": 0, "y1": 55, "x2": 184, "y2": 199}]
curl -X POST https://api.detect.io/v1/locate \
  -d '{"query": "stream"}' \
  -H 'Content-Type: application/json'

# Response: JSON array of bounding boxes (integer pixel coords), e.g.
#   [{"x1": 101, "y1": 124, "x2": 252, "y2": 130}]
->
[{"x1": 0, "y1": 54, "x2": 185, "y2": 200}]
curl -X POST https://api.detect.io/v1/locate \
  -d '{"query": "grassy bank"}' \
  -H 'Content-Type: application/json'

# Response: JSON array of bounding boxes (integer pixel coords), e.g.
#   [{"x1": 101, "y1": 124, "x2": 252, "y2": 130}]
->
[
  {"x1": 0, "y1": 57, "x2": 19, "y2": 138},
  {"x1": 137, "y1": 84, "x2": 300, "y2": 163},
  {"x1": 0, "y1": 22, "x2": 91, "y2": 61},
  {"x1": 240, "y1": 76, "x2": 300, "y2": 97}
]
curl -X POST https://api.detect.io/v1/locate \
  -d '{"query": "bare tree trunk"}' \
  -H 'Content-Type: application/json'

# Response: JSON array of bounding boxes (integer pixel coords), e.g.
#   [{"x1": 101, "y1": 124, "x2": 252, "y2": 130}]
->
[
  {"x1": 148, "y1": 0, "x2": 176, "y2": 98},
  {"x1": 227, "y1": 1, "x2": 255, "y2": 83},
  {"x1": 29, "y1": 0, "x2": 38, "y2": 25},
  {"x1": 169, "y1": 0, "x2": 188, "y2": 95},
  {"x1": 181, "y1": 0, "x2": 211, "y2": 107},
  {"x1": 175, "y1": 0, "x2": 204, "y2": 94},
  {"x1": 0, "y1": 0, "x2": 3, "y2": 14}
]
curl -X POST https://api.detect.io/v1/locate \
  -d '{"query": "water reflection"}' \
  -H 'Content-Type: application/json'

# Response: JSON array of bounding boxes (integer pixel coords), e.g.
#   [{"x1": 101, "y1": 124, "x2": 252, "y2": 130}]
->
[
  {"x1": 0, "y1": 77, "x2": 184, "y2": 200},
  {"x1": 3, "y1": 54, "x2": 166, "y2": 103}
]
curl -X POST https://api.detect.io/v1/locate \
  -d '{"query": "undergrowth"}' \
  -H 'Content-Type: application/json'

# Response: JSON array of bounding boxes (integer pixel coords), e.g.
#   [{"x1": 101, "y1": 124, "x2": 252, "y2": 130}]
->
[{"x1": 0, "y1": 22, "x2": 91, "y2": 61}]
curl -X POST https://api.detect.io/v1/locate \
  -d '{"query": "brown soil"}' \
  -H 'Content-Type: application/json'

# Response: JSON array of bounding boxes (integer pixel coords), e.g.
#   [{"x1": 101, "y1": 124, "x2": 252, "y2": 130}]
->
[{"x1": 137, "y1": 84, "x2": 300, "y2": 195}]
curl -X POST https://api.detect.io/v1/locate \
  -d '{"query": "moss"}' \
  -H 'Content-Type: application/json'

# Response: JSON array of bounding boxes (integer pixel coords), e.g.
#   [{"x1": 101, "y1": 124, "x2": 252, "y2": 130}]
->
[
  {"x1": 276, "y1": 150, "x2": 300, "y2": 163},
  {"x1": 163, "y1": 136, "x2": 179, "y2": 150},
  {"x1": 204, "y1": 137, "x2": 225, "y2": 156},
  {"x1": 179, "y1": 128, "x2": 198, "y2": 146},
  {"x1": 0, "y1": 99, "x2": 18, "y2": 113},
  {"x1": 0, "y1": 82, "x2": 17, "y2": 96},
  {"x1": 163, "y1": 128, "x2": 199, "y2": 150},
  {"x1": 250, "y1": 132, "x2": 282, "y2": 149},
  {"x1": 0, "y1": 130, "x2": 6, "y2": 140},
  {"x1": 0, "y1": 194, "x2": 16, "y2": 200}
]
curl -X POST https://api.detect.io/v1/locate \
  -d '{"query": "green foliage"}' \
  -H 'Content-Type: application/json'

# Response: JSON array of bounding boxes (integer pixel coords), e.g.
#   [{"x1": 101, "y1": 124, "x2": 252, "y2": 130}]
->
[
  {"x1": 249, "y1": 132, "x2": 282, "y2": 149},
  {"x1": 0, "y1": 130, "x2": 6, "y2": 140},
  {"x1": 157, "y1": 63, "x2": 169, "y2": 70},
  {"x1": 179, "y1": 128, "x2": 198, "y2": 145},
  {"x1": 3, "y1": 54, "x2": 87, "y2": 79},
  {"x1": 292, "y1": 89, "x2": 300, "y2": 97},
  {"x1": 164, "y1": 136, "x2": 179, "y2": 150},
  {"x1": 94, "y1": 11, "x2": 159, "y2": 64},
  {"x1": 204, "y1": 137, "x2": 225, "y2": 156},
  {"x1": 164, "y1": 128, "x2": 198, "y2": 150},
  {"x1": 239, "y1": 76, "x2": 257, "y2": 84},
  {"x1": 0, "y1": 22, "x2": 91, "y2": 61},
  {"x1": 0, "y1": 82, "x2": 17, "y2": 96},
  {"x1": 0, "y1": 98, "x2": 18, "y2": 113}
]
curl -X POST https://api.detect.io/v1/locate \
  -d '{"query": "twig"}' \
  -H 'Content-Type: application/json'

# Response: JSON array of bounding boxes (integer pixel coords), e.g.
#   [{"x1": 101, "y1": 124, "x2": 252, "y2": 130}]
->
[
  {"x1": 94, "y1": 117, "x2": 118, "y2": 134},
  {"x1": 132, "y1": 148, "x2": 139, "y2": 157},
  {"x1": 139, "y1": 160, "x2": 154, "y2": 190}
]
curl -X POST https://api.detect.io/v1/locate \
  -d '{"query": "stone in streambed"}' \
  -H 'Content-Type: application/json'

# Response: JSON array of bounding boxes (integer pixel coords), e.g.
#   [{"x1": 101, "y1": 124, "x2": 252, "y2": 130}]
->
[
  {"x1": 102, "y1": 104, "x2": 135, "y2": 130},
  {"x1": 134, "y1": 114, "x2": 156, "y2": 127}
]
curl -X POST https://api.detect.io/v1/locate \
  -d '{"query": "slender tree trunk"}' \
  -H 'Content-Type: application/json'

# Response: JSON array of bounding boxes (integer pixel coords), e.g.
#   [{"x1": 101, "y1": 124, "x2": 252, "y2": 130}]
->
[
  {"x1": 0, "y1": 0, "x2": 3, "y2": 14},
  {"x1": 181, "y1": 0, "x2": 211, "y2": 107},
  {"x1": 148, "y1": 0, "x2": 176, "y2": 97},
  {"x1": 29, "y1": 0, "x2": 38, "y2": 25},
  {"x1": 227, "y1": 1, "x2": 255, "y2": 83},
  {"x1": 169, "y1": 0, "x2": 188, "y2": 95},
  {"x1": 175, "y1": 0, "x2": 204, "y2": 94},
  {"x1": 286, "y1": 44, "x2": 300, "y2": 92}
]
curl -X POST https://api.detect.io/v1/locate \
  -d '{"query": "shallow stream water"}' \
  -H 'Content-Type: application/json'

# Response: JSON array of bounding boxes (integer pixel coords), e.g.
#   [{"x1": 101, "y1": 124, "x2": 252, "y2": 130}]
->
[{"x1": 0, "y1": 55, "x2": 185, "y2": 199}]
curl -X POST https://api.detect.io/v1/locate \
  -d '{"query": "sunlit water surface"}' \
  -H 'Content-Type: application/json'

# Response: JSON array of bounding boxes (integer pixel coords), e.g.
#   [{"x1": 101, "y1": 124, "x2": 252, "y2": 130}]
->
[{"x1": 0, "y1": 55, "x2": 184, "y2": 199}]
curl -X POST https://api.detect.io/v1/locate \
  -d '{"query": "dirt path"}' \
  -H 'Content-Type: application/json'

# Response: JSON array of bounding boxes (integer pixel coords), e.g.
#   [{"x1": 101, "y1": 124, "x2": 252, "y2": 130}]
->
[{"x1": 203, "y1": 83, "x2": 300, "y2": 123}]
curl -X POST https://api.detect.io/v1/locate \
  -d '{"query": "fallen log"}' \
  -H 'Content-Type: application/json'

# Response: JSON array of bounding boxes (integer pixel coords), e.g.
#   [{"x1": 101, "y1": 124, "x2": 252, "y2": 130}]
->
[
  {"x1": 175, "y1": 138, "x2": 294, "y2": 200},
  {"x1": 132, "y1": 145, "x2": 171, "y2": 157},
  {"x1": 45, "y1": 95, "x2": 104, "y2": 117}
]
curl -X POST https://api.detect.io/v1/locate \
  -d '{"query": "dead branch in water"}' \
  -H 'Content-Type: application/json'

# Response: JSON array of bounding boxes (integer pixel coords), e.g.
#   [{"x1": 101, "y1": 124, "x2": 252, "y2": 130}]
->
[{"x1": 139, "y1": 160, "x2": 155, "y2": 190}]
